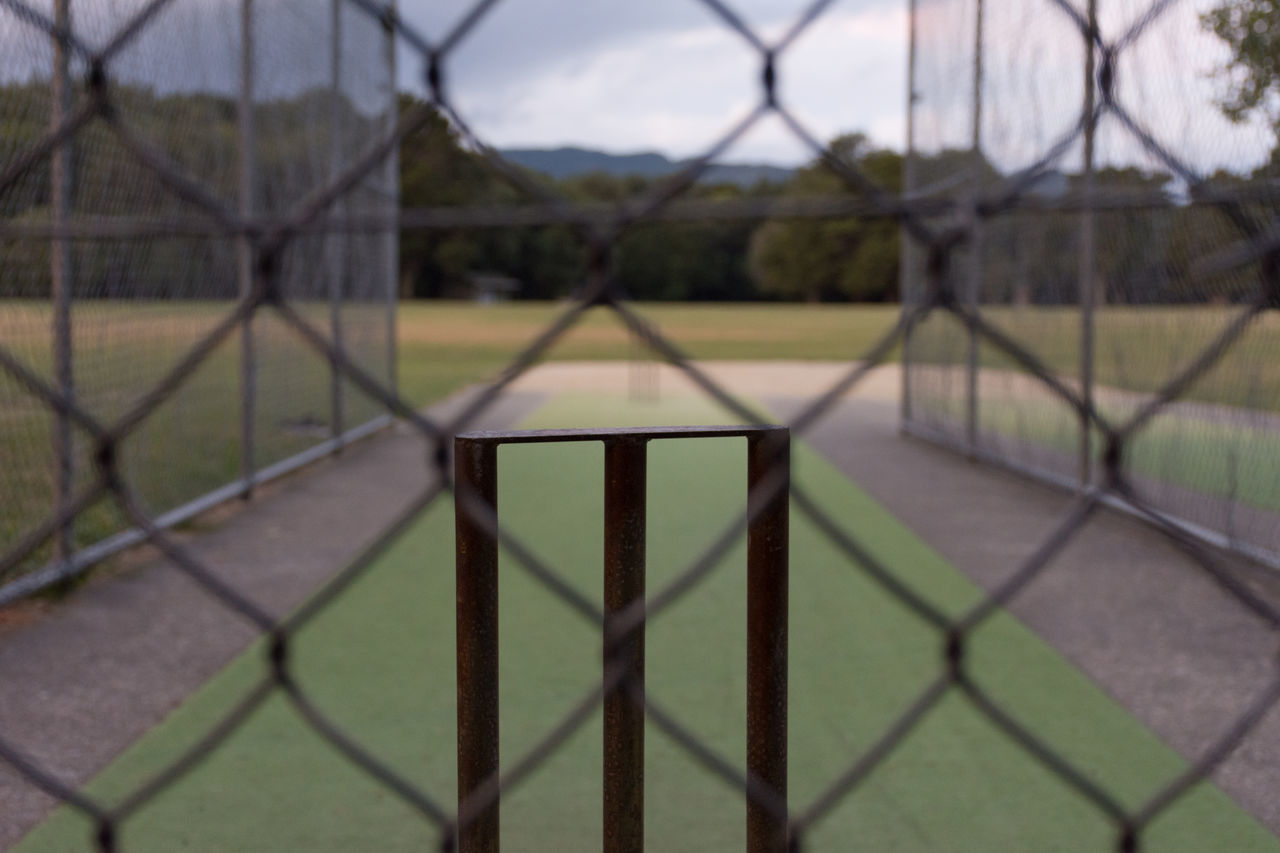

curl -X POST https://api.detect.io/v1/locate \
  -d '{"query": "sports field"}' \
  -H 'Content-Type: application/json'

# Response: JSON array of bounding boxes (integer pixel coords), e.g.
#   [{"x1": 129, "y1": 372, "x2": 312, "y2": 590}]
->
[
  {"x1": 4, "y1": 300, "x2": 1280, "y2": 584},
  {"x1": 15, "y1": 393, "x2": 1277, "y2": 852}
]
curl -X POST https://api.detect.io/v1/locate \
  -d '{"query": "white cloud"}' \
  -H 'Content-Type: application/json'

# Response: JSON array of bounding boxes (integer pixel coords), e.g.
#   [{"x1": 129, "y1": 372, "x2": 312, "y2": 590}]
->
[{"x1": 443, "y1": 3, "x2": 909, "y2": 165}]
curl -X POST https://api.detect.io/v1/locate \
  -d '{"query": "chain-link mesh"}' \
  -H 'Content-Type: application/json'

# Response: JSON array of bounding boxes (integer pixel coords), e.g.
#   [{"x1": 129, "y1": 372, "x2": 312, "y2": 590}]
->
[
  {"x1": 2, "y1": 0, "x2": 1279, "y2": 850},
  {"x1": 903, "y1": 0, "x2": 1280, "y2": 566},
  {"x1": 0, "y1": 0, "x2": 396, "y2": 598}
]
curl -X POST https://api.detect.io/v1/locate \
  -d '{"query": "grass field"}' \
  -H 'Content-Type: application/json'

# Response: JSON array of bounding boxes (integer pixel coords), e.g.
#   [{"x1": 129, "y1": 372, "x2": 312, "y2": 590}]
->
[
  {"x1": 15, "y1": 394, "x2": 1278, "y2": 852},
  {"x1": 393, "y1": 302, "x2": 902, "y2": 405},
  {"x1": 0, "y1": 301, "x2": 900, "y2": 580},
  {"x1": 3, "y1": 299, "x2": 1279, "y2": 584}
]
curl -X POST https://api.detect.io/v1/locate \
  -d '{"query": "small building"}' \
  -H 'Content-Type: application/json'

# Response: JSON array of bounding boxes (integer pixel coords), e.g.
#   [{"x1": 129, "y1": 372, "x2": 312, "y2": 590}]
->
[{"x1": 469, "y1": 273, "x2": 520, "y2": 304}]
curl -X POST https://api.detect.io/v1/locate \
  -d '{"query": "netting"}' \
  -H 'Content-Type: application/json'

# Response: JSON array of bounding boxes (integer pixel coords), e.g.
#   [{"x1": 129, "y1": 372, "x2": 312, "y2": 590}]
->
[
  {"x1": 0, "y1": 0, "x2": 396, "y2": 597},
  {"x1": 903, "y1": 0, "x2": 1280, "y2": 565},
  {"x1": 1, "y1": 0, "x2": 1279, "y2": 851}
]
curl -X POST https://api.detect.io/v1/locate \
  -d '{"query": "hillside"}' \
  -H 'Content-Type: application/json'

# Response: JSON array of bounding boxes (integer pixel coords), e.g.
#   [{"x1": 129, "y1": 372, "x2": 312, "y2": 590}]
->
[{"x1": 498, "y1": 145, "x2": 794, "y2": 187}]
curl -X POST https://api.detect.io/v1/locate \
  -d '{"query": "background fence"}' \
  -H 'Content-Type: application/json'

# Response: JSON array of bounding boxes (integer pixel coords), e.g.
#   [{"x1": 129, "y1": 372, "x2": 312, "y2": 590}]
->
[
  {"x1": 2, "y1": 0, "x2": 1280, "y2": 851},
  {"x1": 902, "y1": 0, "x2": 1280, "y2": 567},
  {"x1": 0, "y1": 0, "x2": 398, "y2": 602}
]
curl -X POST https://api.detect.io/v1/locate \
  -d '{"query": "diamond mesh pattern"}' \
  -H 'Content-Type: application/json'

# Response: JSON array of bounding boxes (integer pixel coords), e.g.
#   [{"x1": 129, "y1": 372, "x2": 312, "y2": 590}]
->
[{"x1": 1, "y1": 0, "x2": 1278, "y2": 851}]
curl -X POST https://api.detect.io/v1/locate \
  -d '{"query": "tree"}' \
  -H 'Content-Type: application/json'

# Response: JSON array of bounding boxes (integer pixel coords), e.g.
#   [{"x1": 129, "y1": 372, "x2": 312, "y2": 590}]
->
[
  {"x1": 747, "y1": 134, "x2": 903, "y2": 302},
  {"x1": 1202, "y1": 1, "x2": 1280, "y2": 135}
]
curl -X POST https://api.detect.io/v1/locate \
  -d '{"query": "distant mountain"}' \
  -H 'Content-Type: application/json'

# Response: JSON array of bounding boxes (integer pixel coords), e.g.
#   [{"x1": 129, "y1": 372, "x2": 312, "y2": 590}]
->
[{"x1": 498, "y1": 146, "x2": 794, "y2": 187}]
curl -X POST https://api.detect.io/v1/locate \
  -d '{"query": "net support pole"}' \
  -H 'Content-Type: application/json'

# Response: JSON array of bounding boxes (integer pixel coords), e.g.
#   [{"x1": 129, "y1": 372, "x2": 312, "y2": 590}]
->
[
  {"x1": 1079, "y1": 0, "x2": 1099, "y2": 488},
  {"x1": 328, "y1": 0, "x2": 346, "y2": 448},
  {"x1": 900, "y1": 0, "x2": 919, "y2": 428},
  {"x1": 455, "y1": 438, "x2": 500, "y2": 853},
  {"x1": 383, "y1": 0, "x2": 399, "y2": 396},
  {"x1": 50, "y1": 0, "x2": 74, "y2": 564},
  {"x1": 965, "y1": 0, "x2": 985, "y2": 458},
  {"x1": 746, "y1": 432, "x2": 789, "y2": 853},
  {"x1": 602, "y1": 438, "x2": 646, "y2": 853},
  {"x1": 237, "y1": 0, "x2": 257, "y2": 496}
]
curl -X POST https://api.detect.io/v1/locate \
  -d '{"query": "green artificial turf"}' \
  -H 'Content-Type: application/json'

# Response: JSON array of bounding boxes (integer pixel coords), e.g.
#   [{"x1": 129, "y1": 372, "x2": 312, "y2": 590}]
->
[{"x1": 15, "y1": 393, "x2": 1279, "y2": 852}]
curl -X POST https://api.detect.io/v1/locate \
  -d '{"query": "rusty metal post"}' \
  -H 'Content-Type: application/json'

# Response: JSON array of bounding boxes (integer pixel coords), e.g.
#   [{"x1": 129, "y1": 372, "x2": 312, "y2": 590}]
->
[
  {"x1": 455, "y1": 437, "x2": 500, "y2": 853},
  {"x1": 454, "y1": 425, "x2": 788, "y2": 850},
  {"x1": 603, "y1": 439, "x2": 646, "y2": 853},
  {"x1": 746, "y1": 431, "x2": 789, "y2": 853}
]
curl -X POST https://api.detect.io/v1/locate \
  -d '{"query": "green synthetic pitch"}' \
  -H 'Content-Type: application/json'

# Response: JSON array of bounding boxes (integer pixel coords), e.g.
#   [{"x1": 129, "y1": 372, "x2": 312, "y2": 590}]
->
[{"x1": 17, "y1": 394, "x2": 1278, "y2": 852}]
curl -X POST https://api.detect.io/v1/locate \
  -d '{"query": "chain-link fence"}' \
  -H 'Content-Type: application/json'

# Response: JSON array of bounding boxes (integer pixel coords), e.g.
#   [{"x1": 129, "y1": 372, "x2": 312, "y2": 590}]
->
[
  {"x1": 902, "y1": 0, "x2": 1280, "y2": 568},
  {"x1": 2, "y1": 0, "x2": 1280, "y2": 851},
  {"x1": 0, "y1": 0, "x2": 398, "y2": 603}
]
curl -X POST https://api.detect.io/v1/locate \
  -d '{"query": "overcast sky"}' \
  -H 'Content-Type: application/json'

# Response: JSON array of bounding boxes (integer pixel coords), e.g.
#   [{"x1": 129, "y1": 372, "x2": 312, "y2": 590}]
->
[
  {"x1": 393, "y1": 0, "x2": 1273, "y2": 171},
  {"x1": 393, "y1": 0, "x2": 908, "y2": 165},
  {"x1": 0, "y1": 0, "x2": 1275, "y2": 172}
]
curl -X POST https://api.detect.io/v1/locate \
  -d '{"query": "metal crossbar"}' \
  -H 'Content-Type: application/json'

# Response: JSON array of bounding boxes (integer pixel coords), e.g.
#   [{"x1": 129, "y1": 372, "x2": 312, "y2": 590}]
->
[
  {"x1": 454, "y1": 426, "x2": 789, "y2": 853},
  {"x1": 0, "y1": 0, "x2": 1279, "y2": 851}
]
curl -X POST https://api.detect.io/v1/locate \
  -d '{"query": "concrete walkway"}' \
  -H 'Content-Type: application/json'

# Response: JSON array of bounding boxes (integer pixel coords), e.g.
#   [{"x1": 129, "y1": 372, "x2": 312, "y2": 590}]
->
[{"x1": 0, "y1": 390, "x2": 544, "y2": 849}]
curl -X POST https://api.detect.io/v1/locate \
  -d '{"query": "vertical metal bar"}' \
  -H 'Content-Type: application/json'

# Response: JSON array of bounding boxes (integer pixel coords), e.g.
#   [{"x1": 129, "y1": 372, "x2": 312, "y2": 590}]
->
[
  {"x1": 602, "y1": 439, "x2": 646, "y2": 853},
  {"x1": 900, "y1": 0, "x2": 918, "y2": 428},
  {"x1": 455, "y1": 437, "x2": 500, "y2": 853},
  {"x1": 1079, "y1": 0, "x2": 1099, "y2": 488},
  {"x1": 328, "y1": 0, "x2": 345, "y2": 447},
  {"x1": 238, "y1": 0, "x2": 257, "y2": 495},
  {"x1": 383, "y1": 1, "x2": 399, "y2": 397},
  {"x1": 965, "y1": 0, "x2": 985, "y2": 458},
  {"x1": 746, "y1": 431, "x2": 788, "y2": 853},
  {"x1": 50, "y1": 0, "x2": 74, "y2": 562}
]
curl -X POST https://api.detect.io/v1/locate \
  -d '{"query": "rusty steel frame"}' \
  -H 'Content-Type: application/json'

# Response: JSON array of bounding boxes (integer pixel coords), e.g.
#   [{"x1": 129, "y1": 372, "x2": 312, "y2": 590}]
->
[{"x1": 454, "y1": 425, "x2": 790, "y2": 853}]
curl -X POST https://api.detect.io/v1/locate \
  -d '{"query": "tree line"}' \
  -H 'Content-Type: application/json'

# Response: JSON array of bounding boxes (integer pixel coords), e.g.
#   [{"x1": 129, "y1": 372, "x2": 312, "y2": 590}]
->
[
  {"x1": 1, "y1": 81, "x2": 1276, "y2": 305},
  {"x1": 396, "y1": 95, "x2": 905, "y2": 303}
]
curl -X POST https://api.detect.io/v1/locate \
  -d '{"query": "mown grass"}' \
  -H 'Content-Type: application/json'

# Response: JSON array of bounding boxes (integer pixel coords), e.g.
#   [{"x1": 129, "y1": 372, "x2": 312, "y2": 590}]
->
[
  {"x1": 0, "y1": 301, "x2": 900, "y2": 581},
  {"x1": 913, "y1": 305, "x2": 1280, "y2": 412},
  {"x1": 15, "y1": 393, "x2": 1277, "y2": 852},
  {"x1": 3, "y1": 299, "x2": 1278, "y2": 584},
  {"x1": 393, "y1": 301, "x2": 902, "y2": 404}
]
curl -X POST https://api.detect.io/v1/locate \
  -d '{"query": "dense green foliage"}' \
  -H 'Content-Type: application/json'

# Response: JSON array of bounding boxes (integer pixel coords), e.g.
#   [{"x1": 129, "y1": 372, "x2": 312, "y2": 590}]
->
[
  {"x1": 397, "y1": 100, "x2": 908, "y2": 303},
  {"x1": 0, "y1": 84, "x2": 909, "y2": 303},
  {"x1": 1203, "y1": 0, "x2": 1280, "y2": 134},
  {"x1": 748, "y1": 134, "x2": 902, "y2": 302},
  {"x1": 2, "y1": 82, "x2": 1272, "y2": 305}
]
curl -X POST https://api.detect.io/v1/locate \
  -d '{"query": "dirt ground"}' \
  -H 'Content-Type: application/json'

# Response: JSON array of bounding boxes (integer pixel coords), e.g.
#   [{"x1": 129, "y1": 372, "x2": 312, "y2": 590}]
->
[{"x1": 2, "y1": 360, "x2": 1278, "y2": 847}]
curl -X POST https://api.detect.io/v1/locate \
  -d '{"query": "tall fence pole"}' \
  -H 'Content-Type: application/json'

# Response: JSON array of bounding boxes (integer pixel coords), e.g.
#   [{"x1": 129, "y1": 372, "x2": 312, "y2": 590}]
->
[
  {"x1": 329, "y1": 0, "x2": 346, "y2": 447},
  {"x1": 602, "y1": 439, "x2": 646, "y2": 853},
  {"x1": 1079, "y1": 0, "x2": 1099, "y2": 487},
  {"x1": 900, "y1": 0, "x2": 918, "y2": 428},
  {"x1": 238, "y1": 0, "x2": 257, "y2": 495},
  {"x1": 383, "y1": 1, "x2": 399, "y2": 396},
  {"x1": 965, "y1": 0, "x2": 985, "y2": 457},
  {"x1": 50, "y1": 0, "x2": 74, "y2": 565}
]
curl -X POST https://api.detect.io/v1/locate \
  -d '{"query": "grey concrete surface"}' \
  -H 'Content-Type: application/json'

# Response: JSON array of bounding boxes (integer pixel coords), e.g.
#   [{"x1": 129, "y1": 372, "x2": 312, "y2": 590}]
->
[
  {"x1": 0, "y1": 390, "x2": 544, "y2": 849},
  {"x1": 766, "y1": 394, "x2": 1280, "y2": 837}
]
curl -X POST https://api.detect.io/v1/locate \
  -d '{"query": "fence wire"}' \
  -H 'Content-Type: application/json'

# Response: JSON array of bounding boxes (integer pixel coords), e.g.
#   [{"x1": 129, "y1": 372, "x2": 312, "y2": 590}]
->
[
  {"x1": 0, "y1": 0, "x2": 397, "y2": 601},
  {"x1": 0, "y1": 0, "x2": 1278, "y2": 851},
  {"x1": 903, "y1": 0, "x2": 1280, "y2": 567}
]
